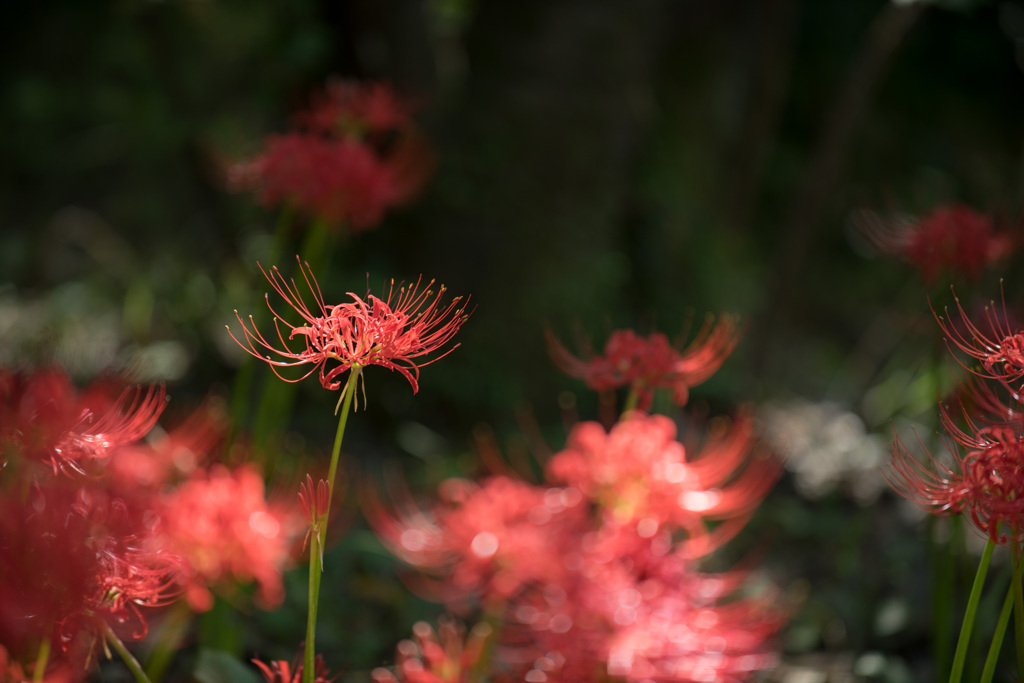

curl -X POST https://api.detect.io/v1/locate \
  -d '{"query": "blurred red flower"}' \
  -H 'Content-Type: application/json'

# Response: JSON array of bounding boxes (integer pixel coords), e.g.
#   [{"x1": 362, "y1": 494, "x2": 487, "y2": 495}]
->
[
  {"x1": 229, "y1": 258, "x2": 469, "y2": 393},
  {"x1": 0, "y1": 369, "x2": 165, "y2": 477},
  {"x1": 547, "y1": 319, "x2": 740, "y2": 411},
  {"x1": 229, "y1": 80, "x2": 432, "y2": 231},
  {"x1": 371, "y1": 618, "x2": 493, "y2": 683},
  {"x1": 367, "y1": 409, "x2": 783, "y2": 681},
  {"x1": 859, "y1": 204, "x2": 1013, "y2": 283},
  {"x1": 254, "y1": 653, "x2": 335, "y2": 683},
  {"x1": 158, "y1": 464, "x2": 302, "y2": 612},
  {"x1": 547, "y1": 412, "x2": 779, "y2": 557}
]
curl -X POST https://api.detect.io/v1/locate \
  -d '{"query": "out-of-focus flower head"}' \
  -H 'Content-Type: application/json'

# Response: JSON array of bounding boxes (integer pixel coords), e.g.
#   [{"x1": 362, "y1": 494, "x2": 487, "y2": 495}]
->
[
  {"x1": 0, "y1": 480, "x2": 180, "y2": 673},
  {"x1": 367, "y1": 475, "x2": 586, "y2": 604},
  {"x1": 0, "y1": 368, "x2": 165, "y2": 477},
  {"x1": 299, "y1": 79, "x2": 413, "y2": 138},
  {"x1": 858, "y1": 204, "x2": 1013, "y2": 283},
  {"x1": 0, "y1": 644, "x2": 76, "y2": 683},
  {"x1": 157, "y1": 464, "x2": 302, "y2": 612},
  {"x1": 229, "y1": 258, "x2": 470, "y2": 394},
  {"x1": 370, "y1": 617, "x2": 493, "y2": 683},
  {"x1": 229, "y1": 79, "x2": 432, "y2": 232},
  {"x1": 547, "y1": 319, "x2": 740, "y2": 412},
  {"x1": 602, "y1": 573, "x2": 783, "y2": 683},
  {"x1": 547, "y1": 413, "x2": 778, "y2": 557},
  {"x1": 254, "y1": 653, "x2": 335, "y2": 683}
]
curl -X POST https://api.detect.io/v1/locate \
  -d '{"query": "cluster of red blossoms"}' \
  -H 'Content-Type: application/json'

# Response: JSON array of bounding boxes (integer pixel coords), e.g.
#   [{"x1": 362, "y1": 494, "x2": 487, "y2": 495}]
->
[
  {"x1": 369, "y1": 411, "x2": 783, "y2": 681},
  {"x1": 0, "y1": 368, "x2": 302, "y2": 680},
  {"x1": 888, "y1": 291, "x2": 1024, "y2": 545},
  {"x1": 861, "y1": 204, "x2": 1014, "y2": 284},
  {"x1": 547, "y1": 318, "x2": 741, "y2": 412},
  {"x1": 230, "y1": 79, "x2": 432, "y2": 231}
]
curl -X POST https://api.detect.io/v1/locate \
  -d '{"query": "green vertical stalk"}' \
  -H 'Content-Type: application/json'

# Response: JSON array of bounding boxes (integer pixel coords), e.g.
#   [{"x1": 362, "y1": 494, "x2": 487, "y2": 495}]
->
[
  {"x1": 144, "y1": 601, "x2": 192, "y2": 683},
  {"x1": 950, "y1": 536, "x2": 996, "y2": 683},
  {"x1": 303, "y1": 367, "x2": 360, "y2": 683},
  {"x1": 105, "y1": 623, "x2": 153, "y2": 683},
  {"x1": 32, "y1": 639, "x2": 50, "y2": 683},
  {"x1": 622, "y1": 387, "x2": 640, "y2": 414},
  {"x1": 980, "y1": 583, "x2": 1015, "y2": 683},
  {"x1": 1012, "y1": 543, "x2": 1024, "y2": 681}
]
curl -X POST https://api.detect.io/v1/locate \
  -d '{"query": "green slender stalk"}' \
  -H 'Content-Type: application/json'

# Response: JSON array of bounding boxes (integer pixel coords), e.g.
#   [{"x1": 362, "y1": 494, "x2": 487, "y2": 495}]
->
[
  {"x1": 930, "y1": 515, "x2": 955, "y2": 678},
  {"x1": 104, "y1": 623, "x2": 153, "y2": 683},
  {"x1": 950, "y1": 536, "x2": 996, "y2": 683},
  {"x1": 32, "y1": 639, "x2": 50, "y2": 683},
  {"x1": 1013, "y1": 543, "x2": 1024, "y2": 681},
  {"x1": 622, "y1": 387, "x2": 640, "y2": 414},
  {"x1": 144, "y1": 600, "x2": 192, "y2": 683},
  {"x1": 982, "y1": 579, "x2": 1016, "y2": 683},
  {"x1": 303, "y1": 367, "x2": 360, "y2": 683}
]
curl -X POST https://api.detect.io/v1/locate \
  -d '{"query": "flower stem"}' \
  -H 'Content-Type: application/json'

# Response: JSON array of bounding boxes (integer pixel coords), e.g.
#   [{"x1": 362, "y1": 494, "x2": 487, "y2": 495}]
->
[
  {"x1": 950, "y1": 535, "x2": 996, "y2": 683},
  {"x1": 981, "y1": 581, "x2": 1015, "y2": 683},
  {"x1": 1013, "y1": 542, "x2": 1024, "y2": 681},
  {"x1": 622, "y1": 388, "x2": 639, "y2": 414},
  {"x1": 303, "y1": 367, "x2": 360, "y2": 683},
  {"x1": 144, "y1": 600, "x2": 192, "y2": 683},
  {"x1": 105, "y1": 623, "x2": 153, "y2": 683},
  {"x1": 32, "y1": 639, "x2": 50, "y2": 683}
]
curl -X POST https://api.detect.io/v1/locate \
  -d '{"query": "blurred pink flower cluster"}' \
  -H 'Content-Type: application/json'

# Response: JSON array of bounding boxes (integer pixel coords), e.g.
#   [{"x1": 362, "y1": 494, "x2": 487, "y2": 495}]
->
[
  {"x1": 369, "y1": 409, "x2": 783, "y2": 682},
  {"x1": 230, "y1": 80, "x2": 433, "y2": 231},
  {"x1": 0, "y1": 368, "x2": 302, "y2": 680}
]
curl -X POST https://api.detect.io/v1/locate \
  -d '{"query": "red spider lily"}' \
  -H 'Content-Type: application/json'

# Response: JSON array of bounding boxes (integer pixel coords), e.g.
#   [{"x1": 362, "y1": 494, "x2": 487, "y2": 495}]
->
[
  {"x1": 888, "y1": 414, "x2": 1024, "y2": 544},
  {"x1": 0, "y1": 644, "x2": 76, "y2": 683},
  {"x1": 0, "y1": 369, "x2": 166, "y2": 476},
  {"x1": 546, "y1": 413, "x2": 779, "y2": 558},
  {"x1": 858, "y1": 204, "x2": 1013, "y2": 283},
  {"x1": 934, "y1": 289, "x2": 1024, "y2": 398},
  {"x1": 904, "y1": 205, "x2": 1012, "y2": 283},
  {"x1": 371, "y1": 618, "x2": 493, "y2": 683},
  {"x1": 229, "y1": 258, "x2": 470, "y2": 394},
  {"x1": 106, "y1": 399, "x2": 226, "y2": 488},
  {"x1": 367, "y1": 475, "x2": 587, "y2": 604},
  {"x1": 254, "y1": 653, "x2": 335, "y2": 683},
  {"x1": 547, "y1": 318, "x2": 741, "y2": 411},
  {"x1": 503, "y1": 536, "x2": 783, "y2": 683},
  {"x1": 157, "y1": 464, "x2": 302, "y2": 612},
  {"x1": 233, "y1": 134, "x2": 428, "y2": 231},
  {"x1": 298, "y1": 79, "x2": 413, "y2": 137},
  {"x1": 229, "y1": 79, "x2": 431, "y2": 231},
  {"x1": 0, "y1": 481, "x2": 180, "y2": 673}
]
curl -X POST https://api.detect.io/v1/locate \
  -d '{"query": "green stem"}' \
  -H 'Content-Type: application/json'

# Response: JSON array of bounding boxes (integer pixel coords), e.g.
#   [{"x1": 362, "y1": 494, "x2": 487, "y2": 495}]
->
[
  {"x1": 144, "y1": 600, "x2": 192, "y2": 683},
  {"x1": 105, "y1": 623, "x2": 153, "y2": 683},
  {"x1": 32, "y1": 639, "x2": 50, "y2": 683},
  {"x1": 982, "y1": 579, "x2": 1016, "y2": 683},
  {"x1": 303, "y1": 367, "x2": 359, "y2": 683},
  {"x1": 930, "y1": 516, "x2": 955, "y2": 678},
  {"x1": 1013, "y1": 543, "x2": 1024, "y2": 681},
  {"x1": 978, "y1": 585, "x2": 1011, "y2": 683},
  {"x1": 950, "y1": 535, "x2": 996, "y2": 683},
  {"x1": 622, "y1": 387, "x2": 640, "y2": 414}
]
